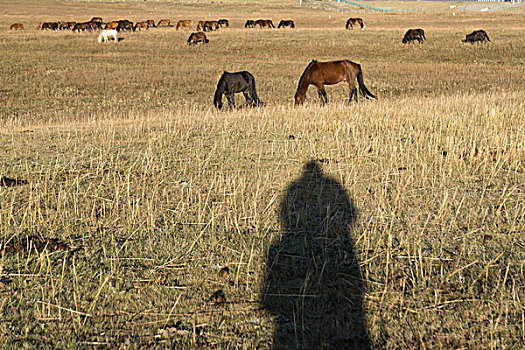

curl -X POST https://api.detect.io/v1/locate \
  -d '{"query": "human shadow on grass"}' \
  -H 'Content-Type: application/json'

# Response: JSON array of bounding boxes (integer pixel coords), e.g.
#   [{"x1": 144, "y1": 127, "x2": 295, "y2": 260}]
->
[{"x1": 261, "y1": 160, "x2": 371, "y2": 349}]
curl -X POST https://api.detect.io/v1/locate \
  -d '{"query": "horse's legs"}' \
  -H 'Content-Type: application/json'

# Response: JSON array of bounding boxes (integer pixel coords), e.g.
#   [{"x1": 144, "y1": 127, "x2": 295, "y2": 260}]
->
[
  {"x1": 315, "y1": 85, "x2": 327, "y2": 105},
  {"x1": 242, "y1": 91, "x2": 253, "y2": 106},
  {"x1": 348, "y1": 88, "x2": 357, "y2": 103},
  {"x1": 226, "y1": 93, "x2": 235, "y2": 109}
]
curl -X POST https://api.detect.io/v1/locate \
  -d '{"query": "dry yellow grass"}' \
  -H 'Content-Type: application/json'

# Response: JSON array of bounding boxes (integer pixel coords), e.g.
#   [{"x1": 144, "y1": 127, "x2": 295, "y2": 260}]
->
[{"x1": 0, "y1": 0, "x2": 524, "y2": 348}]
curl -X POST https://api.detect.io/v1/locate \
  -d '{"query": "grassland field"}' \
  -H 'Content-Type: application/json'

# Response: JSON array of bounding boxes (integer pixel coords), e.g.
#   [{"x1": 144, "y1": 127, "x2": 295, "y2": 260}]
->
[{"x1": 0, "y1": 0, "x2": 524, "y2": 348}]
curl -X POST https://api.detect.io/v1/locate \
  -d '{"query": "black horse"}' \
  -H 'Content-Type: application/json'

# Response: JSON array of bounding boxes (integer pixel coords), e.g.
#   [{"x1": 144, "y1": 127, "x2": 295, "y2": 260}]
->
[
  {"x1": 402, "y1": 28, "x2": 424, "y2": 44},
  {"x1": 277, "y1": 20, "x2": 295, "y2": 28},
  {"x1": 245, "y1": 20, "x2": 255, "y2": 28},
  {"x1": 213, "y1": 71, "x2": 261, "y2": 109},
  {"x1": 217, "y1": 19, "x2": 229, "y2": 28},
  {"x1": 463, "y1": 30, "x2": 490, "y2": 43}
]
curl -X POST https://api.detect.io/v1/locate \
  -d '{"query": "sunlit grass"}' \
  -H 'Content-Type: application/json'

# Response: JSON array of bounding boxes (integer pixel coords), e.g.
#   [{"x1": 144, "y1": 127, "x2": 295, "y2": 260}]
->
[{"x1": 0, "y1": 1, "x2": 524, "y2": 348}]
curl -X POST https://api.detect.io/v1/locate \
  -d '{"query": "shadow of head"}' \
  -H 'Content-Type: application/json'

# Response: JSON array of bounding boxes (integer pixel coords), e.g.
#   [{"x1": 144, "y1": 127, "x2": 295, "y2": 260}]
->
[{"x1": 261, "y1": 160, "x2": 370, "y2": 349}]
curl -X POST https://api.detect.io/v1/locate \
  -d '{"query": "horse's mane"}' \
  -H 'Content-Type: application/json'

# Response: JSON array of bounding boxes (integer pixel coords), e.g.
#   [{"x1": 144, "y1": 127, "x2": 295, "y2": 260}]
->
[{"x1": 297, "y1": 60, "x2": 317, "y2": 91}]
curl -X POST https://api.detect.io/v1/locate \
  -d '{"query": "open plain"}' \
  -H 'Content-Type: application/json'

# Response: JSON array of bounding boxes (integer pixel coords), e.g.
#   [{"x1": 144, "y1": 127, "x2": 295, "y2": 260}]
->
[{"x1": 0, "y1": 0, "x2": 524, "y2": 348}]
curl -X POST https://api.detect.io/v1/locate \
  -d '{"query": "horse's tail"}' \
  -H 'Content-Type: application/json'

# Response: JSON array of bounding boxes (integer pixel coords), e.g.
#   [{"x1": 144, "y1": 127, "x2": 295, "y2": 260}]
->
[
  {"x1": 270, "y1": 21, "x2": 275, "y2": 28},
  {"x1": 356, "y1": 64, "x2": 377, "y2": 100},
  {"x1": 243, "y1": 72, "x2": 260, "y2": 106},
  {"x1": 485, "y1": 33, "x2": 491, "y2": 42},
  {"x1": 187, "y1": 34, "x2": 193, "y2": 44}
]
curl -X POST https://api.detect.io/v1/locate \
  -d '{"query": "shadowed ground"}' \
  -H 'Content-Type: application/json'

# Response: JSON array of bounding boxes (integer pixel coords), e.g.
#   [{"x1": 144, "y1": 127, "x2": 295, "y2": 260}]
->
[{"x1": 261, "y1": 160, "x2": 370, "y2": 349}]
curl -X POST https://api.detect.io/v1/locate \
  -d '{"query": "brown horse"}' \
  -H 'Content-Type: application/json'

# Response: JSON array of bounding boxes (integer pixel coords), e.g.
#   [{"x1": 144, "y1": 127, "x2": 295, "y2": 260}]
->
[
  {"x1": 157, "y1": 19, "x2": 170, "y2": 27},
  {"x1": 255, "y1": 19, "x2": 275, "y2": 28},
  {"x1": 91, "y1": 17, "x2": 103, "y2": 23},
  {"x1": 73, "y1": 22, "x2": 92, "y2": 32},
  {"x1": 146, "y1": 19, "x2": 156, "y2": 28},
  {"x1": 10, "y1": 23, "x2": 24, "y2": 30},
  {"x1": 176, "y1": 20, "x2": 192, "y2": 30},
  {"x1": 66, "y1": 21, "x2": 76, "y2": 29},
  {"x1": 134, "y1": 21, "x2": 149, "y2": 31},
  {"x1": 346, "y1": 18, "x2": 364, "y2": 30},
  {"x1": 187, "y1": 32, "x2": 209, "y2": 45},
  {"x1": 294, "y1": 60, "x2": 376, "y2": 106},
  {"x1": 196, "y1": 20, "x2": 206, "y2": 31}
]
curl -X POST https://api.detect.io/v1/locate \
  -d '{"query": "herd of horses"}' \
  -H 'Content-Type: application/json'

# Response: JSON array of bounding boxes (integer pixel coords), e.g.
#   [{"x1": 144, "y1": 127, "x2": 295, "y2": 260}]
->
[
  {"x1": 30, "y1": 17, "x2": 227, "y2": 32},
  {"x1": 11, "y1": 16, "x2": 492, "y2": 45},
  {"x1": 8, "y1": 14, "x2": 494, "y2": 107},
  {"x1": 402, "y1": 28, "x2": 490, "y2": 44}
]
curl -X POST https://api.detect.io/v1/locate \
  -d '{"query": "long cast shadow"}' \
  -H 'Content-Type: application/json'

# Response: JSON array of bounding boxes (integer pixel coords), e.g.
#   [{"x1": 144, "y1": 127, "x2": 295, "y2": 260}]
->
[{"x1": 261, "y1": 160, "x2": 370, "y2": 349}]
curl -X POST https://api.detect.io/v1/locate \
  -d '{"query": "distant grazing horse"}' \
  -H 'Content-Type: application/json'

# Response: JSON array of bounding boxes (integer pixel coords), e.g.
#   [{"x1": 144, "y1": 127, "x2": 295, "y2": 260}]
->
[
  {"x1": 187, "y1": 32, "x2": 209, "y2": 45},
  {"x1": 278, "y1": 20, "x2": 295, "y2": 28},
  {"x1": 346, "y1": 18, "x2": 364, "y2": 30},
  {"x1": 91, "y1": 17, "x2": 103, "y2": 23},
  {"x1": 463, "y1": 30, "x2": 490, "y2": 43},
  {"x1": 72, "y1": 22, "x2": 92, "y2": 32},
  {"x1": 197, "y1": 20, "x2": 218, "y2": 31},
  {"x1": 89, "y1": 21, "x2": 102, "y2": 30},
  {"x1": 134, "y1": 21, "x2": 149, "y2": 31},
  {"x1": 66, "y1": 21, "x2": 76, "y2": 30},
  {"x1": 105, "y1": 21, "x2": 119, "y2": 30},
  {"x1": 39, "y1": 22, "x2": 58, "y2": 30},
  {"x1": 98, "y1": 29, "x2": 118, "y2": 43},
  {"x1": 157, "y1": 19, "x2": 170, "y2": 27},
  {"x1": 146, "y1": 19, "x2": 156, "y2": 28},
  {"x1": 294, "y1": 60, "x2": 376, "y2": 106},
  {"x1": 176, "y1": 20, "x2": 192, "y2": 30},
  {"x1": 214, "y1": 71, "x2": 261, "y2": 109},
  {"x1": 10, "y1": 23, "x2": 24, "y2": 30},
  {"x1": 255, "y1": 19, "x2": 275, "y2": 28},
  {"x1": 203, "y1": 21, "x2": 219, "y2": 31},
  {"x1": 118, "y1": 20, "x2": 134, "y2": 32},
  {"x1": 245, "y1": 20, "x2": 255, "y2": 28},
  {"x1": 402, "y1": 29, "x2": 424, "y2": 44},
  {"x1": 217, "y1": 19, "x2": 229, "y2": 28}
]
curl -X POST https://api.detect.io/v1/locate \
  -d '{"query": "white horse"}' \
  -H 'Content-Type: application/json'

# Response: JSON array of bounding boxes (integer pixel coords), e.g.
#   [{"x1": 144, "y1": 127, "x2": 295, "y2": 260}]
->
[{"x1": 98, "y1": 29, "x2": 118, "y2": 43}]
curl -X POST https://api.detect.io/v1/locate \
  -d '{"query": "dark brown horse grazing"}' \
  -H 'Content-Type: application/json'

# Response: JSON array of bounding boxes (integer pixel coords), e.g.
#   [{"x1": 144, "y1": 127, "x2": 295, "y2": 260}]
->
[
  {"x1": 402, "y1": 29, "x2": 424, "y2": 44},
  {"x1": 278, "y1": 20, "x2": 295, "y2": 28},
  {"x1": 72, "y1": 22, "x2": 92, "y2": 32},
  {"x1": 255, "y1": 19, "x2": 275, "y2": 28},
  {"x1": 91, "y1": 17, "x2": 103, "y2": 23},
  {"x1": 203, "y1": 20, "x2": 219, "y2": 31},
  {"x1": 346, "y1": 18, "x2": 364, "y2": 30},
  {"x1": 10, "y1": 23, "x2": 24, "y2": 30},
  {"x1": 463, "y1": 30, "x2": 490, "y2": 43},
  {"x1": 187, "y1": 32, "x2": 209, "y2": 45},
  {"x1": 294, "y1": 60, "x2": 376, "y2": 106},
  {"x1": 217, "y1": 19, "x2": 229, "y2": 28}
]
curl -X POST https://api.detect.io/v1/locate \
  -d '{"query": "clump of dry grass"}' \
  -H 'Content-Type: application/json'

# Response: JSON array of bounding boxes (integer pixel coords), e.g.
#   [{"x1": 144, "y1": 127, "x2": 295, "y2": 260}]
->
[{"x1": 0, "y1": 1, "x2": 524, "y2": 348}]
